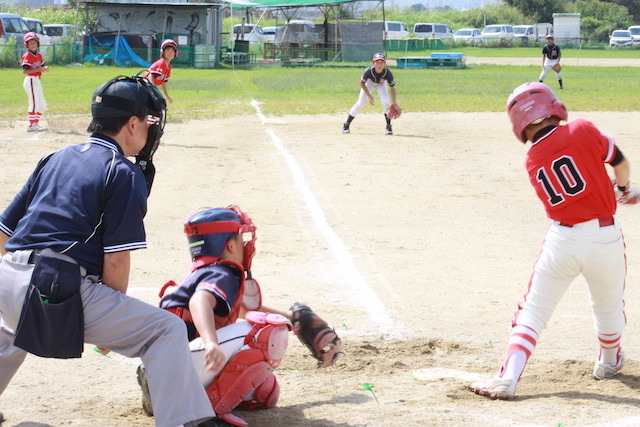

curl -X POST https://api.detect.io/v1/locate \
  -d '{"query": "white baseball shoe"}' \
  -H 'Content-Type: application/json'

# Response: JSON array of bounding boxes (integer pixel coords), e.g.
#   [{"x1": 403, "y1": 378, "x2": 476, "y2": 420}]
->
[
  {"x1": 593, "y1": 351, "x2": 624, "y2": 380},
  {"x1": 27, "y1": 124, "x2": 37, "y2": 132},
  {"x1": 470, "y1": 376, "x2": 517, "y2": 400},
  {"x1": 33, "y1": 123, "x2": 47, "y2": 132},
  {"x1": 385, "y1": 124, "x2": 393, "y2": 135},
  {"x1": 342, "y1": 123, "x2": 350, "y2": 134}
]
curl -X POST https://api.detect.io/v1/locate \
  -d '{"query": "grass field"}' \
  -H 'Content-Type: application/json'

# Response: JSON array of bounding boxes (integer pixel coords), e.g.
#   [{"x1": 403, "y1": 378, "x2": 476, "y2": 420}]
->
[{"x1": 1, "y1": 60, "x2": 639, "y2": 123}]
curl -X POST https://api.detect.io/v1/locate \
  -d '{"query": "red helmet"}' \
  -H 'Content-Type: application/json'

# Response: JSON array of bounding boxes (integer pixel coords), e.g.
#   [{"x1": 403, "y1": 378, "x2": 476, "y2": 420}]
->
[
  {"x1": 507, "y1": 82, "x2": 568, "y2": 143},
  {"x1": 161, "y1": 39, "x2": 178, "y2": 58},
  {"x1": 23, "y1": 32, "x2": 40, "y2": 48}
]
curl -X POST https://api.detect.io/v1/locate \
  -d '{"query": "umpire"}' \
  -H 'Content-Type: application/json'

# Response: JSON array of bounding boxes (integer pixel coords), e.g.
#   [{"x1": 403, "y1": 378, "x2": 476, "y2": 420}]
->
[{"x1": 0, "y1": 76, "x2": 221, "y2": 426}]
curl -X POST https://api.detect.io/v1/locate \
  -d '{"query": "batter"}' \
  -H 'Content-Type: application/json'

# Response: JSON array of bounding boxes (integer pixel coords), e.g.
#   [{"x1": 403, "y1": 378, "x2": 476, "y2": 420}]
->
[{"x1": 470, "y1": 82, "x2": 634, "y2": 400}]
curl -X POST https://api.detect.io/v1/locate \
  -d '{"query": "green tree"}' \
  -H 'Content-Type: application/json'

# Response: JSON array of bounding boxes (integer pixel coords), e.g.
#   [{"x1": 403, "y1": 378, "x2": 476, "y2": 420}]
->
[
  {"x1": 610, "y1": 0, "x2": 640, "y2": 22},
  {"x1": 502, "y1": 0, "x2": 567, "y2": 23},
  {"x1": 572, "y1": 0, "x2": 633, "y2": 41}
]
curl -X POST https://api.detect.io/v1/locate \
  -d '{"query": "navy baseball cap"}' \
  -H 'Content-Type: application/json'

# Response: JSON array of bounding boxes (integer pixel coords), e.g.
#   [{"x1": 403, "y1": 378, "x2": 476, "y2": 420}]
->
[{"x1": 373, "y1": 52, "x2": 386, "y2": 61}]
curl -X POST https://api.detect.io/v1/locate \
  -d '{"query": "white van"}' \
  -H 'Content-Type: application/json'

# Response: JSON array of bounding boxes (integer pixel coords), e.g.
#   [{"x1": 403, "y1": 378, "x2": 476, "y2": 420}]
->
[
  {"x1": 413, "y1": 23, "x2": 453, "y2": 39},
  {"x1": 628, "y1": 25, "x2": 640, "y2": 44},
  {"x1": 371, "y1": 21, "x2": 409, "y2": 39},
  {"x1": 231, "y1": 24, "x2": 266, "y2": 43},
  {"x1": 44, "y1": 24, "x2": 76, "y2": 43},
  {"x1": 481, "y1": 24, "x2": 514, "y2": 41}
]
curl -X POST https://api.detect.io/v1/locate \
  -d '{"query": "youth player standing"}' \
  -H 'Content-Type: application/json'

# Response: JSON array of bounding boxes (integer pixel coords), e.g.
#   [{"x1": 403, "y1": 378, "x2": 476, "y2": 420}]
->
[
  {"x1": 470, "y1": 82, "x2": 635, "y2": 400},
  {"x1": 146, "y1": 39, "x2": 178, "y2": 103},
  {"x1": 21, "y1": 32, "x2": 48, "y2": 132},
  {"x1": 539, "y1": 35, "x2": 563, "y2": 90},
  {"x1": 342, "y1": 52, "x2": 399, "y2": 135}
]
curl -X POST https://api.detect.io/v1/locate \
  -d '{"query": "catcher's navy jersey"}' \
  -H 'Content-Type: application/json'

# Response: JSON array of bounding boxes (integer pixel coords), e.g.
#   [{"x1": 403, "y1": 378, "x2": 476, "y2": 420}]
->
[
  {"x1": 361, "y1": 66, "x2": 395, "y2": 86},
  {"x1": 0, "y1": 135, "x2": 148, "y2": 276},
  {"x1": 160, "y1": 264, "x2": 242, "y2": 317}
]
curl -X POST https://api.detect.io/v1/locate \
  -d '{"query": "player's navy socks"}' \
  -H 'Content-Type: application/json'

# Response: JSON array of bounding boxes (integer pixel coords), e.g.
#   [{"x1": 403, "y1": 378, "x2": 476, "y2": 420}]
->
[{"x1": 345, "y1": 115, "x2": 354, "y2": 125}]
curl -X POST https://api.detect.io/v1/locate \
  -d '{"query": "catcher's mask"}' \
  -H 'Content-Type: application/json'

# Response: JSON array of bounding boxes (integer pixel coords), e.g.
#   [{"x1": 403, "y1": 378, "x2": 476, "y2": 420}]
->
[
  {"x1": 161, "y1": 39, "x2": 179, "y2": 58},
  {"x1": 91, "y1": 74, "x2": 167, "y2": 159},
  {"x1": 24, "y1": 32, "x2": 40, "y2": 48},
  {"x1": 506, "y1": 82, "x2": 567, "y2": 143},
  {"x1": 184, "y1": 205, "x2": 257, "y2": 271}
]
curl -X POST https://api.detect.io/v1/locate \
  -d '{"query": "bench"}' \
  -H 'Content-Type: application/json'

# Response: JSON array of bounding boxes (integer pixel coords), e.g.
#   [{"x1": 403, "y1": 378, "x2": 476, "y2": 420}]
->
[
  {"x1": 396, "y1": 53, "x2": 465, "y2": 69},
  {"x1": 221, "y1": 51, "x2": 256, "y2": 65},
  {"x1": 282, "y1": 57, "x2": 322, "y2": 67}
]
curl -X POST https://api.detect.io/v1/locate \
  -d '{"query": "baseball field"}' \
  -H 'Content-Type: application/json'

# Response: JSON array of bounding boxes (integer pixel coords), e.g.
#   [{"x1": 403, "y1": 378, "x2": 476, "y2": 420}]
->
[{"x1": 2, "y1": 58, "x2": 640, "y2": 426}]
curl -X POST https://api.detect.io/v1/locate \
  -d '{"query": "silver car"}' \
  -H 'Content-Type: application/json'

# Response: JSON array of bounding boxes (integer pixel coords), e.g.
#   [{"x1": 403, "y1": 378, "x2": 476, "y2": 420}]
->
[{"x1": 610, "y1": 30, "x2": 633, "y2": 47}]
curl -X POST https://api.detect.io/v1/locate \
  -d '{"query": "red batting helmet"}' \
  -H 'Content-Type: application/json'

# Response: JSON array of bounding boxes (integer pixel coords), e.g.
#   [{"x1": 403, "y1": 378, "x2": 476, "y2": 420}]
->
[
  {"x1": 23, "y1": 32, "x2": 40, "y2": 48},
  {"x1": 161, "y1": 39, "x2": 178, "y2": 58},
  {"x1": 506, "y1": 82, "x2": 568, "y2": 143}
]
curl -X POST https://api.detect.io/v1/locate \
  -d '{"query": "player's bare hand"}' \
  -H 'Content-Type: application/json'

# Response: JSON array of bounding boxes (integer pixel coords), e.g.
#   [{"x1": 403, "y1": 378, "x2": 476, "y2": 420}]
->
[
  {"x1": 203, "y1": 342, "x2": 226, "y2": 375},
  {"x1": 166, "y1": 96, "x2": 174, "y2": 104},
  {"x1": 368, "y1": 95, "x2": 375, "y2": 105},
  {"x1": 95, "y1": 346, "x2": 110, "y2": 355},
  {"x1": 42, "y1": 66, "x2": 49, "y2": 72}
]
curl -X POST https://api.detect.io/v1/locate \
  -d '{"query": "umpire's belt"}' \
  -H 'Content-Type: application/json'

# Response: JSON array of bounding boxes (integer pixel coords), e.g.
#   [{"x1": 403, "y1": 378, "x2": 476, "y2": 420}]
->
[
  {"x1": 28, "y1": 249, "x2": 87, "y2": 277},
  {"x1": 558, "y1": 216, "x2": 614, "y2": 228}
]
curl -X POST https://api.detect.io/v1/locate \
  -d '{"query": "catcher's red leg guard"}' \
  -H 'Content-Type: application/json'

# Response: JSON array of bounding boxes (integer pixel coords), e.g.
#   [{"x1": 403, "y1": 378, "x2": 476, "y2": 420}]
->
[
  {"x1": 238, "y1": 373, "x2": 280, "y2": 410},
  {"x1": 206, "y1": 312, "x2": 291, "y2": 426}
]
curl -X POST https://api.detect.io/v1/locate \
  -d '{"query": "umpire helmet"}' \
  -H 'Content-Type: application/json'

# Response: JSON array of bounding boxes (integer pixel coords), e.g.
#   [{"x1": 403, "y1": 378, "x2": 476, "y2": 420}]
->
[
  {"x1": 184, "y1": 205, "x2": 257, "y2": 270},
  {"x1": 23, "y1": 32, "x2": 39, "y2": 48},
  {"x1": 506, "y1": 82, "x2": 567, "y2": 143},
  {"x1": 92, "y1": 75, "x2": 167, "y2": 158},
  {"x1": 161, "y1": 39, "x2": 178, "y2": 58}
]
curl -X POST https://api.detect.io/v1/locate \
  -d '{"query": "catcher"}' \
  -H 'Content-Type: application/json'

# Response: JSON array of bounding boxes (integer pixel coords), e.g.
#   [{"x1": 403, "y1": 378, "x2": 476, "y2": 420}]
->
[
  {"x1": 342, "y1": 52, "x2": 401, "y2": 136},
  {"x1": 137, "y1": 205, "x2": 342, "y2": 427},
  {"x1": 539, "y1": 35, "x2": 563, "y2": 90}
]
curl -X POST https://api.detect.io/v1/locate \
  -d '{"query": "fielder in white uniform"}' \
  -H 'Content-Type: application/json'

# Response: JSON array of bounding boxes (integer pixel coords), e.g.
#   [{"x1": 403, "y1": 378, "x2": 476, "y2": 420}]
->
[
  {"x1": 21, "y1": 32, "x2": 48, "y2": 132},
  {"x1": 343, "y1": 52, "x2": 397, "y2": 135}
]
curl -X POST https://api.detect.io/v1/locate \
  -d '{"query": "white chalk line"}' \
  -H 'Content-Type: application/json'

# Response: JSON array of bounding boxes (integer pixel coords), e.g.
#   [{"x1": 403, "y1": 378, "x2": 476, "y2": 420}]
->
[{"x1": 249, "y1": 100, "x2": 399, "y2": 337}]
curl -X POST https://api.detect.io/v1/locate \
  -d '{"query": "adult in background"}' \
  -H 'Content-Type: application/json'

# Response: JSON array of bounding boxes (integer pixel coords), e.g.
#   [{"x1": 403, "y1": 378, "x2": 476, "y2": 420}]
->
[
  {"x1": 342, "y1": 52, "x2": 401, "y2": 136},
  {"x1": 539, "y1": 35, "x2": 563, "y2": 90},
  {"x1": 0, "y1": 75, "x2": 224, "y2": 426},
  {"x1": 470, "y1": 82, "x2": 635, "y2": 400}
]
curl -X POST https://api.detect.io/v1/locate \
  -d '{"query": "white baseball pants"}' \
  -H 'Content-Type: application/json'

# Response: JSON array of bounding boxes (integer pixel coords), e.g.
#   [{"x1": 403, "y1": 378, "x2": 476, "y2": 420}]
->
[
  {"x1": 513, "y1": 218, "x2": 626, "y2": 338},
  {"x1": 0, "y1": 250, "x2": 215, "y2": 427},
  {"x1": 539, "y1": 58, "x2": 562, "y2": 82},
  {"x1": 23, "y1": 75, "x2": 47, "y2": 121},
  {"x1": 349, "y1": 81, "x2": 392, "y2": 117}
]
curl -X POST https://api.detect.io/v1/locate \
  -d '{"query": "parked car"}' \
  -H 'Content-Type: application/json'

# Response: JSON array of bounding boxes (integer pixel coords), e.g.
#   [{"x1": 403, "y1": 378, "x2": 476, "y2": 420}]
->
[
  {"x1": 453, "y1": 28, "x2": 481, "y2": 45},
  {"x1": 23, "y1": 17, "x2": 52, "y2": 46},
  {"x1": 262, "y1": 26, "x2": 280, "y2": 42},
  {"x1": 609, "y1": 30, "x2": 633, "y2": 47},
  {"x1": 0, "y1": 13, "x2": 30, "y2": 44},
  {"x1": 371, "y1": 20, "x2": 409, "y2": 39},
  {"x1": 44, "y1": 24, "x2": 76, "y2": 43},
  {"x1": 627, "y1": 25, "x2": 640, "y2": 44},
  {"x1": 481, "y1": 24, "x2": 514, "y2": 41},
  {"x1": 231, "y1": 23, "x2": 266, "y2": 43},
  {"x1": 413, "y1": 23, "x2": 453, "y2": 39}
]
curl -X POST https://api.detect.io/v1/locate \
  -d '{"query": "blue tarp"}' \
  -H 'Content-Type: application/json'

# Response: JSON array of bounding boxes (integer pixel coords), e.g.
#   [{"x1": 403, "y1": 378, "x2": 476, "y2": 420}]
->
[{"x1": 84, "y1": 35, "x2": 151, "y2": 67}]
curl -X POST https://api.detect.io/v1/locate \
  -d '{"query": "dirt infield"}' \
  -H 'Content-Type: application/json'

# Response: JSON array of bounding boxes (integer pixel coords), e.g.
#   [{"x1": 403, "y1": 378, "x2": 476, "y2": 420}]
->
[{"x1": 2, "y1": 109, "x2": 640, "y2": 426}]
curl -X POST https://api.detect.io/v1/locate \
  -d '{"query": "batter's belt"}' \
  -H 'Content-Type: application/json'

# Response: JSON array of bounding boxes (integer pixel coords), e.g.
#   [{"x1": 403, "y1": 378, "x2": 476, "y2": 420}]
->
[{"x1": 558, "y1": 216, "x2": 614, "y2": 228}]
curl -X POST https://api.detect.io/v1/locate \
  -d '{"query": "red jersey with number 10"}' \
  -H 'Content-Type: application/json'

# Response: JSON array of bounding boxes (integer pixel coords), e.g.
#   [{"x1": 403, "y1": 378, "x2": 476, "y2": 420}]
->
[
  {"x1": 145, "y1": 58, "x2": 172, "y2": 86},
  {"x1": 21, "y1": 50, "x2": 44, "y2": 77},
  {"x1": 525, "y1": 118, "x2": 618, "y2": 225}
]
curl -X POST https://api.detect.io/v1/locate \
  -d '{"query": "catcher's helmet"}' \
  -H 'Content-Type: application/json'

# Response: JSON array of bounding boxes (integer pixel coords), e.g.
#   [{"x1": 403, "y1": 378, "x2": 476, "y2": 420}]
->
[
  {"x1": 161, "y1": 39, "x2": 178, "y2": 58},
  {"x1": 23, "y1": 32, "x2": 39, "y2": 48},
  {"x1": 184, "y1": 205, "x2": 257, "y2": 270},
  {"x1": 506, "y1": 82, "x2": 568, "y2": 143},
  {"x1": 92, "y1": 75, "x2": 167, "y2": 158}
]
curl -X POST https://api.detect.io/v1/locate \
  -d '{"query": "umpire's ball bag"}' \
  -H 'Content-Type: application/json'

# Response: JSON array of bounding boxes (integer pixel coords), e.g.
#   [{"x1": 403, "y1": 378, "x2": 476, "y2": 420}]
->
[{"x1": 14, "y1": 255, "x2": 84, "y2": 359}]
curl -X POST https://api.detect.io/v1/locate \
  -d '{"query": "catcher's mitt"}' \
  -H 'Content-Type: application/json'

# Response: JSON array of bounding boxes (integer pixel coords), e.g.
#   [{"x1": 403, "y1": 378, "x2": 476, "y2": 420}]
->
[
  {"x1": 290, "y1": 302, "x2": 342, "y2": 367},
  {"x1": 387, "y1": 103, "x2": 402, "y2": 120},
  {"x1": 552, "y1": 63, "x2": 562, "y2": 72}
]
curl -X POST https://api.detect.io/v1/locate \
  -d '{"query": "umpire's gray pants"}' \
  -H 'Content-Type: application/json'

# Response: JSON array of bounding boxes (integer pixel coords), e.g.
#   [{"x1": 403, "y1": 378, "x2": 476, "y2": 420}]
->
[{"x1": 0, "y1": 250, "x2": 215, "y2": 427}]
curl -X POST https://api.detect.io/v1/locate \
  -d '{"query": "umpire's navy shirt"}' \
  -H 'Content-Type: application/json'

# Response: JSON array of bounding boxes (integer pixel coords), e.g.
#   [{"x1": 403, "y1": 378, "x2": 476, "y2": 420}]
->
[{"x1": 0, "y1": 134, "x2": 148, "y2": 276}]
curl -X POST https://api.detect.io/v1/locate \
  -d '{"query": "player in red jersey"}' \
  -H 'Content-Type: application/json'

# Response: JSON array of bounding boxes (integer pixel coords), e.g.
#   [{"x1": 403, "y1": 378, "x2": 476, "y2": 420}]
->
[
  {"x1": 21, "y1": 32, "x2": 48, "y2": 132},
  {"x1": 146, "y1": 39, "x2": 177, "y2": 104},
  {"x1": 470, "y1": 82, "x2": 637, "y2": 400}
]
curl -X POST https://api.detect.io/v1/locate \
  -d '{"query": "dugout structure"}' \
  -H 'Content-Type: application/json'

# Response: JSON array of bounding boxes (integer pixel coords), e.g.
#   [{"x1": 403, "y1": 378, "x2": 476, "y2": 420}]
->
[
  {"x1": 77, "y1": 1, "x2": 225, "y2": 68},
  {"x1": 228, "y1": 0, "x2": 389, "y2": 63}
]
